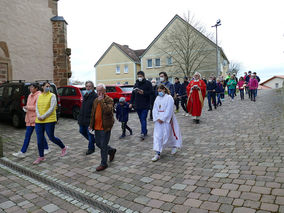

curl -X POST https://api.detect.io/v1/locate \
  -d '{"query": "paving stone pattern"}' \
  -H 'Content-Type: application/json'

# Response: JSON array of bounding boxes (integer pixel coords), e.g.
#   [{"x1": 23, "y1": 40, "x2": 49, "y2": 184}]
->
[{"x1": 0, "y1": 89, "x2": 284, "y2": 213}]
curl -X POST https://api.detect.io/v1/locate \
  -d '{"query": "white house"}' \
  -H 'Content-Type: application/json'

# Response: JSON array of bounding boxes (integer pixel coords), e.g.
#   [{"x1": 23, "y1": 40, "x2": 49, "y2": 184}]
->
[{"x1": 260, "y1": 75, "x2": 284, "y2": 89}]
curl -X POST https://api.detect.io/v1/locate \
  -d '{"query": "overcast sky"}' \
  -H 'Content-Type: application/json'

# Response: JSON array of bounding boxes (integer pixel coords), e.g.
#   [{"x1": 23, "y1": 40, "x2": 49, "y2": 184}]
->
[{"x1": 59, "y1": 0, "x2": 284, "y2": 83}]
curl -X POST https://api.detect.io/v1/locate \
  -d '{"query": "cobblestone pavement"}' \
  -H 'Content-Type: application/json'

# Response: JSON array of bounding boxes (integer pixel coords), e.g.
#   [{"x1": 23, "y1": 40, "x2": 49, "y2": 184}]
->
[{"x1": 0, "y1": 89, "x2": 284, "y2": 213}]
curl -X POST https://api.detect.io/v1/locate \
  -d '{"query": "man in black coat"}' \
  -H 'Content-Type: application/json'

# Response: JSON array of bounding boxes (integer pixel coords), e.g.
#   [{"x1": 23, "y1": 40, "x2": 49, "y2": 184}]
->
[
  {"x1": 206, "y1": 76, "x2": 217, "y2": 111},
  {"x1": 78, "y1": 81, "x2": 98, "y2": 155},
  {"x1": 181, "y1": 77, "x2": 189, "y2": 115},
  {"x1": 129, "y1": 71, "x2": 152, "y2": 140},
  {"x1": 174, "y1": 77, "x2": 182, "y2": 113}
]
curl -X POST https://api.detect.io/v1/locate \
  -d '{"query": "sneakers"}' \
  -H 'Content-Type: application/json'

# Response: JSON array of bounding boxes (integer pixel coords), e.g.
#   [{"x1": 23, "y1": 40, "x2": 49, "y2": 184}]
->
[
  {"x1": 185, "y1": 114, "x2": 189, "y2": 117},
  {"x1": 33, "y1": 157, "x2": 45, "y2": 164},
  {"x1": 60, "y1": 146, "x2": 68, "y2": 157},
  {"x1": 140, "y1": 134, "x2": 145, "y2": 140},
  {"x1": 182, "y1": 113, "x2": 186, "y2": 116},
  {"x1": 152, "y1": 154, "x2": 160, "y2": 162},
  {"x1": 129, "y1": 129, "x2": 133, "y2": 135},
  {"x1": 44, "y1": 148, "x2": 51, "y2": 155},
  {"x1": 171, "y1": 147, "x2": 177, "y2": 155},
  {"x1": 119, "y1": 135, "x2": 126, "y2": 139},
  {"x1": 13, "y1": 151, "x2": 26, "y2": 158}
]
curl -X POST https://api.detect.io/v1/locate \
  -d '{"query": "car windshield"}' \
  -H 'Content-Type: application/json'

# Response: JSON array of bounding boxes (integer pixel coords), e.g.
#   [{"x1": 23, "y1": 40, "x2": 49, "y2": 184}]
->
[{"x1": 120, "y1": 86, "x2": 133, "y2": 92}]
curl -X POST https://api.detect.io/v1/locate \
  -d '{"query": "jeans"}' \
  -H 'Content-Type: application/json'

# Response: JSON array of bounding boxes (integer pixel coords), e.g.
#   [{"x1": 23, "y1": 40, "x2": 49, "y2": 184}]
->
[
  {"x1": 136, "y1": 109, "x2": 148, "y2": 135},
  {"x1": 217, "y1": 93, "x2": 222, "y2": 106},
  {"x1": 240, "y1": 89, "x2": 244, "y2": 100},
  {"x1": 121, "y1": 122, "x2": 131, "y2": 136},
  {"x1": 35, "y1": 122, "x2": 65, "y2": 157},
  {"x1": 181, "y1": 96, "x2": 188, "y2": 113},
  {"x1": 79, "y1": 125, "x2": 95, "y2": 150},
  {"x1": 250, "y1": 89, "x2": 256, "y2": 101},
  {"x1": 174, "y1": 98, "x2": 180, "y2": 111},
  {"x1": 207, "y1": 92, "x2": 216, "y2": 109},
  {"x1": 95, "y1": 130, "x2": 115, "y2": 167},
  {"x1": 21, "y1": 126, "x2": 48, "y2": 153},
  {"x1": 228, "y1": 89, "x2": 236, "y2": 99}
]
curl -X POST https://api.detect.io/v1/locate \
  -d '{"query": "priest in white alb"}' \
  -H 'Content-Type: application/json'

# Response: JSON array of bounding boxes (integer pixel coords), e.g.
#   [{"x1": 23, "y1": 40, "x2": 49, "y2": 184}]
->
[{"x1": 152, "y1": 84, "x2": 182, "y2": 162}]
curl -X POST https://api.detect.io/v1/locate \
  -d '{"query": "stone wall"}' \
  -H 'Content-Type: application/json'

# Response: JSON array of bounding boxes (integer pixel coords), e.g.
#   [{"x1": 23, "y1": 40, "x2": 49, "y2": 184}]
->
[
  {"x1": 0, "y1": 0, "x2": 54, "y2": 82},
  {"x1": 51, "y1": 17, "x2": 71, "y2": 87}
]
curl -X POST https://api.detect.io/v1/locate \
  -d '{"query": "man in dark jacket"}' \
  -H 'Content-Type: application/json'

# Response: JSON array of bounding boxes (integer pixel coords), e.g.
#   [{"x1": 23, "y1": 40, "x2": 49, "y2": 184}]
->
[
  {"x1": 78, "y1": 81, "x2": 98, "y2": 155},
  {"x1": 206, "y1": 76, "x2": 217, "y2": 111},
  {"x1": 181, "y1": 77, "x2": 189, "y2": 115},
  {"x1": 129, "y1": 71, "x2": 152, "y2": 140},
  {"x1": 174, "y1": 77, "x2": 182, "y2": 113}
]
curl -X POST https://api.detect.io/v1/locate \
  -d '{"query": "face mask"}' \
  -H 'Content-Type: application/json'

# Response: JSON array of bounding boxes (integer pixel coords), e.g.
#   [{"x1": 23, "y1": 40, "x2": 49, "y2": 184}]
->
[
  {"x1": 86, "y1": 90, "x2": 92, "y2": 94},
  {"x1": 152, "y1": 83, "x2": 156, "y2": 86},
  {"x1": 209, "y1": 80, "x2": 212, "y2": 82},
  {"x1": 158, "y1": 92, "x2": 165, "y2": 97},
  {"x1": 160, "y1": 77, "x2": 164, "y2": 82},
  {"x1": 44, "y1": 87, "x2": 50, "y2": 93},
  {"x1": 138, "y1": 77, "x2": 143, "y2": 82}
]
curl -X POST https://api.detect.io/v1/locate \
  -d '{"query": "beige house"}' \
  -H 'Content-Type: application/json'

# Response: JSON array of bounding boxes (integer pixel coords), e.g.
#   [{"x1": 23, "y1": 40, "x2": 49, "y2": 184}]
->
[
  {"x1": 95, "y1": 42, "x2": 144, "y2": 85},
  {"x1": 0, "y1": 0, "x2": 71, "y2": 86},
  {"x1": 260, "y1": 75, "x2": 284, "y2": 89},
  {"x1": 141, "y1": 15, "x2": 229, "y2": 82}
]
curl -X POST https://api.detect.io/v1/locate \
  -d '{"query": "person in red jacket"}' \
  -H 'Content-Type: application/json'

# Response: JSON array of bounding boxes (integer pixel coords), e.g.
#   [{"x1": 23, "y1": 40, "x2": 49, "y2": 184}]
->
[
  {"x1": 248, "y1": 74, "x2": 259, "y2": 102},
  {"x1": 186, "y1": 72, "x2": 206, "y2": 124}
]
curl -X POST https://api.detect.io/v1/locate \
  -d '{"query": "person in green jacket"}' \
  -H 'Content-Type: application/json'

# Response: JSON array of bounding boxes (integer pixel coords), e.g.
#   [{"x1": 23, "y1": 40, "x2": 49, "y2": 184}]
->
[{"x1": 227, "y1": 76, "x2": 237, "y2": 101}]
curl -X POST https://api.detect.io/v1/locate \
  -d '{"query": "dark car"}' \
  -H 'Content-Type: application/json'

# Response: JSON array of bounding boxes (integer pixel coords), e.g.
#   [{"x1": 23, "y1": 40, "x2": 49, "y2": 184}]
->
[
  {"x1": 57, "y1": 85, "x2": 86, "y2": 120},
  {"x1": 105, "y1": 85, "x2": 133, "y2": 111},
  {"x1": 0, "y1": 80, "x2": 60, "y2": 128}
]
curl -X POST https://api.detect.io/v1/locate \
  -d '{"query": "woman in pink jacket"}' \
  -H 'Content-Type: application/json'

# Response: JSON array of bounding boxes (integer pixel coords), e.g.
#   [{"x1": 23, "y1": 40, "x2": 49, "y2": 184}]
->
[
  {"x1": 248, "y1": 74, "x2": 259, "y2": 102},
  {"x1": 237, "y1": 77, "x2": 245, "y2": 100},
  {"x1": 13, "y1": 83, "x2": 49, "y2": 158}
]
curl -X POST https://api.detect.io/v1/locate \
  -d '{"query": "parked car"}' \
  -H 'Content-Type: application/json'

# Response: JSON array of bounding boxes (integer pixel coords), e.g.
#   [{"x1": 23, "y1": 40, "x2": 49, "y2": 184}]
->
[
  {"x1": 57, "y1": 85, "x2": 86, "y2": 120},
  {"x1": 0, "y1": 80, "x2": 60, "y2": 128},
  {"x1": 105, "y1": 85, "x2": 133, "y2": 111}
]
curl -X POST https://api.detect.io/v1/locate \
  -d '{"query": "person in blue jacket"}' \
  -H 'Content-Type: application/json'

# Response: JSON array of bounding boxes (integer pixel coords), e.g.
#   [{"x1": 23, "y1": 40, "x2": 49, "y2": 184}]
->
[
  {"x1": 116, "y1": 97, "x2": 132, "y2": 139},
  {"x1": 159, "y1": 72, "x2": 175, "y2": 97},
  {"x1": 215, "y1": 78, "x2": 224, "y2": 106},
  {"x1": 206, "y1": 76, "x2": 217, "y2": 111}
]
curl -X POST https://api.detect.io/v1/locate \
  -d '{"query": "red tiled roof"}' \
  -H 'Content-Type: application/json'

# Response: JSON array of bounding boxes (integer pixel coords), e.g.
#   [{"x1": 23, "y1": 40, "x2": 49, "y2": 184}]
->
[
  {"x1": 114, "y1": 43, "x2": 144, "y2": 63},
  {"x1": 260, "y1": 75, "x2": 284, "y2": 85}
]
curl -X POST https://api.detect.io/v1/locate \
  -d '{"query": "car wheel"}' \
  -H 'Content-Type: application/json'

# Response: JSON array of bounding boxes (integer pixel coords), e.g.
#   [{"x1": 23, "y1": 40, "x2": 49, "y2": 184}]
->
[
  {"x1": 72, "y1": 106, "x2": 80, "y2": 120},
  {"x1": 12, "y1": 113, "x2": 21, "y2": 128}
]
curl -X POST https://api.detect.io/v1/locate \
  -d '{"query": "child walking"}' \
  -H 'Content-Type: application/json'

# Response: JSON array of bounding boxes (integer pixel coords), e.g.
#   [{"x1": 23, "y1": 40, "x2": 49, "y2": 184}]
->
[
  {"x1": 116, "y1": 97, "x2": 132, "y2": 139},
  {"x1": 216, "y1": 79, "x2": 224, "y2": 106}
]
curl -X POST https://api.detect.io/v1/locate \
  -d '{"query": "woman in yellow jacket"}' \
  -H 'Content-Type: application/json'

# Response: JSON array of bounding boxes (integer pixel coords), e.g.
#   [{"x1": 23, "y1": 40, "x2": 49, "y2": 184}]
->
[{"x1": 33, "y1": 82, "x2": 68, "y2": 164}]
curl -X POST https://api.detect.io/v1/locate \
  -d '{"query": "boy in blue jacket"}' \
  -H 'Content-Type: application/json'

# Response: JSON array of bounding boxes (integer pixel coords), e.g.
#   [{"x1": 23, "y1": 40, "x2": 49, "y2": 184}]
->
[{"x1": 116, "y1": 97, "x2": 132, "y2": 139}]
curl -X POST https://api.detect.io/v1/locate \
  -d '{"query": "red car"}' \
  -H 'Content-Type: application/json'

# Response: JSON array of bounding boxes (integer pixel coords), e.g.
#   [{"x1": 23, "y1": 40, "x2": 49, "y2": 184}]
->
[
  {"x1": 57, "y1": 85, "x2": 86, "y2": 119},
  {"x1": 105, "y1": 85, "x2": 133, "y2": 111}
]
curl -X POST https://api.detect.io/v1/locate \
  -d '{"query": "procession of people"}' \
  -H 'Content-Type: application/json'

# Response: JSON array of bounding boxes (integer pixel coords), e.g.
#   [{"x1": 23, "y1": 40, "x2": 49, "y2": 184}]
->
[{"x1": 12, "y1": 70, "x2": 259, "y2": 170}]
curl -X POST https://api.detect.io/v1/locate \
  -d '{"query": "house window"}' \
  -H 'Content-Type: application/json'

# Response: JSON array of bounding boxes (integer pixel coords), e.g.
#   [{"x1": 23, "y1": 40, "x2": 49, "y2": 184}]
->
[
  {"x1": 167, "y1": 57, "x2": 172, "y2": 65},
  {"x1": 147, "y1": 59, "x2": 152, "y2": 68},
  {"x1": 275, "y1": 83, "x2": 279, "y2": 88},
  {"x1": 116, "y1": 65, "x2": 120, "y2": 74},
  {"x1": 155, "y1": 58, "x2": 161, "y2": 67},
  {"x1": 124, "y1": 81, "x2": 128, "y2": 85},
  {"x1": 124, "y1": 65, "x2": 128, "y2": 73}
]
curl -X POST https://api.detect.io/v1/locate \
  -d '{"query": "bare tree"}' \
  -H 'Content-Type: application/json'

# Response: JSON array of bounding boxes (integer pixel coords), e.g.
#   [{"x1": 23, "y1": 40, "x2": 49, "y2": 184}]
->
[
  {"x1": 228, "y1": 61, "x2": 241, "y2": 76},
  {"x1": 157, "y1": 12, "x2": 216, "y2": 78}
]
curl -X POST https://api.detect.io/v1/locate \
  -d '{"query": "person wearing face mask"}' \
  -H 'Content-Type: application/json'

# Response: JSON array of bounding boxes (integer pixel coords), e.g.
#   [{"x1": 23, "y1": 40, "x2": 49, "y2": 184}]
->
[
  {"x1": 129, "y1": 71, "x2": 152, "y2": 140},
  {"x1": 159, "y1": 72, "x2": 175, "y2": 97},
  {"x1": 186, "y1": 72, "x2": 207, "y2": 124},
  {"x1": 151, "y1": 84, "x2": 182, "y2": 162},
  {"x1": 149, "y1": 79, "x2": 157, "y2": 121},
  {"x1": 33, "y1": 82, "x2": 68, "y2": 164},
  {"x1": 206, "y1": 76, "x2": 217, "y2": 111},
  {"x1": 77, "y1": 81, "x2": 98, "y2": 155},
  {"x1": 248, "y1": 74, "x2": 259, "y2": 102}
]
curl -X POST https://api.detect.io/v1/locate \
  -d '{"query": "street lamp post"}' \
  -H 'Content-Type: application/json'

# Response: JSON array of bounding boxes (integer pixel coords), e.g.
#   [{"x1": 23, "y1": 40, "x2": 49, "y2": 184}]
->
[{"x1": 212, "y1": 19, "x2": 221, "y2": 76}]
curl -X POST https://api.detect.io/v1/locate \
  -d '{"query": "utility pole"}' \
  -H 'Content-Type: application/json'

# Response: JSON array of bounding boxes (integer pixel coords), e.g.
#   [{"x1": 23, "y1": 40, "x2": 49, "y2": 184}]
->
[{"x1": 212, "y1": 19, "x2": 221, "y2": 76}]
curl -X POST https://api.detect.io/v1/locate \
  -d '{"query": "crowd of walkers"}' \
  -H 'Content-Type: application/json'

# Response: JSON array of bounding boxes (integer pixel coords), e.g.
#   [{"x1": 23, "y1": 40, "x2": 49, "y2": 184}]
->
[{"x1": 12, "y1": 70, "x2": 260, "y2": 169}]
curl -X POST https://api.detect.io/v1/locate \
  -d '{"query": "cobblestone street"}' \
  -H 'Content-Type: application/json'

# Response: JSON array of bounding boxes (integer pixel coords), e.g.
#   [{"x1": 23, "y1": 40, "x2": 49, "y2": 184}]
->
[{"x1": 0, "y1": 89, "x2": 283, "y2": 213}]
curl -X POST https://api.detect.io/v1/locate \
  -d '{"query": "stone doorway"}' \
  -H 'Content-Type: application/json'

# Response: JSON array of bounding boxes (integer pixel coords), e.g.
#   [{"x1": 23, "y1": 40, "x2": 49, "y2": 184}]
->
[{"x1": 0, "y1": 41, "x2": 12, "y2": 83}]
